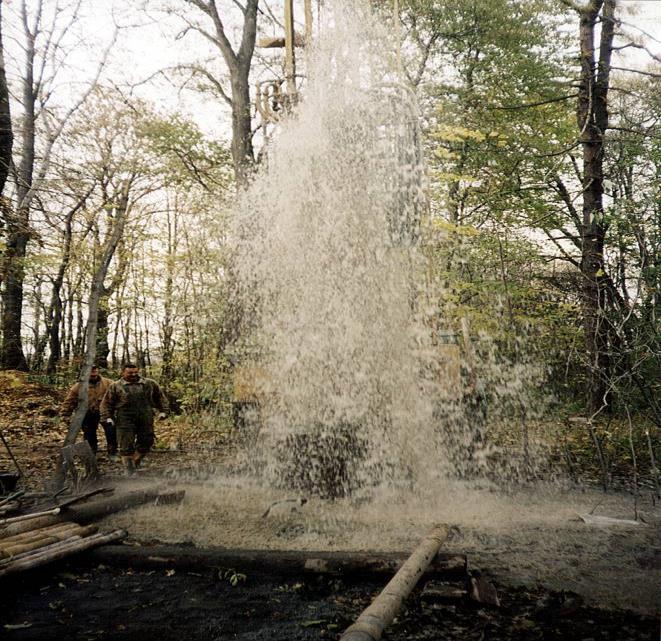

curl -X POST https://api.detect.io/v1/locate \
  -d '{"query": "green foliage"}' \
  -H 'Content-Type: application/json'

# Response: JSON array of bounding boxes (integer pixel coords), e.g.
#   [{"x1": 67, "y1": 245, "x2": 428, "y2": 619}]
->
[
  {"x1": 138, "y1": 114, "x2": 233, "y2": 190},
  {"x1": 217, "y1": 568, "x2": 247, "y2": 587},
  {"x1": 560, "y1": 415, "x2": 661, "y2": 487}
]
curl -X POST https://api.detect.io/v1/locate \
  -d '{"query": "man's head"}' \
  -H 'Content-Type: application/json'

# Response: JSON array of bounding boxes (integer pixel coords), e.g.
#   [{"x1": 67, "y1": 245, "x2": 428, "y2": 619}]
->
[
  {"x1": 89, "y1": 366, "x2": 100, "y2": 383},
  {"x1": 121, "y1": 363, "x2": 140, "y2": 383}
]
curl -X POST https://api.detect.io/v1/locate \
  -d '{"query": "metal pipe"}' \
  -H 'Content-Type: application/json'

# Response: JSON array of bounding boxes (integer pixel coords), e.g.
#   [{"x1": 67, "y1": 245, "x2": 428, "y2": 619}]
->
[
  {"x1": 284, "y1": 0, "x2": 297, "y2": 97},
  {"x1": 304, "y1": 0, "x2": 313, "y2": 47}
]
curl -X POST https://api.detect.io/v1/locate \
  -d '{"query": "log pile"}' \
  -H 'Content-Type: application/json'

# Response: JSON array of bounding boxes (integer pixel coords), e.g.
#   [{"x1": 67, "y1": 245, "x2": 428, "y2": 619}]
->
[
  {"x1": 0, "y1": 520, "x2": 126, "y2": 577},
  {"x1": 0, "y1": 486, "x2": 185, "y2": 577}
]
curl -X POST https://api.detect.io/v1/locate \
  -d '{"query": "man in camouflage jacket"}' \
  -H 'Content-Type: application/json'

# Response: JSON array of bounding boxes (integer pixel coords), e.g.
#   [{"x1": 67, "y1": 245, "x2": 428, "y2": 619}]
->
[
  {"x1": 60, "y1": 366, "x2": 116, "y2": 457},
  {"x1": 100, "y1": 363, "x2": 169, "y2": 475}
]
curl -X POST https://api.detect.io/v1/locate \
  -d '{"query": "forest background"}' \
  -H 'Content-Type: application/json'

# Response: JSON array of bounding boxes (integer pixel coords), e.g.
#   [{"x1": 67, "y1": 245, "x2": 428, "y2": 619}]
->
[{"x1": 0, "y1": 0, "x2": 658, "y2": 490}]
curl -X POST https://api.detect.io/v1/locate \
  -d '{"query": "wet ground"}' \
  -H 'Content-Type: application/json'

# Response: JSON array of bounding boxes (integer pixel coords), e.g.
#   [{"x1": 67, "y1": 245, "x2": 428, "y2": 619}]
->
[
  {"x1": 3, "y1": 414, "x2": 660, "y2": 638},
  {"x1": 1, "y1": 560, "x2": 658, "y2": 641},
  {"x1": 100, "y1": 472, "x2": 661, "y2": 615}
]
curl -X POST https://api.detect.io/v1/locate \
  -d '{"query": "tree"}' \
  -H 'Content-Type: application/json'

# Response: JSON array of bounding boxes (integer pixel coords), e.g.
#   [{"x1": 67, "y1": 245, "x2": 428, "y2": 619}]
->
[
  {"x1": 559, "y1": 0, "x2": 615, "y2": 413},
  {"x1": 0, "y1": 0, "x2": 115, "y2": 370},
  {"x1": 64, "y1": 182, "x2": 130, "y2": 446},
  {"x1": 173, "y1": 0, "x2": 259, "y2": 185},
  {"x1": 0, "y1": 0, "x2": 12, "y2": 197}
]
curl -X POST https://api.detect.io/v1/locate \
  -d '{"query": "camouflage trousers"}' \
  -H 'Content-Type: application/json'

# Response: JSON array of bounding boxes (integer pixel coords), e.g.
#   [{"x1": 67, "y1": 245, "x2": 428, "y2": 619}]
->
[{"x1": 116, "y1": 413, "x2": 155, "y2": 456}]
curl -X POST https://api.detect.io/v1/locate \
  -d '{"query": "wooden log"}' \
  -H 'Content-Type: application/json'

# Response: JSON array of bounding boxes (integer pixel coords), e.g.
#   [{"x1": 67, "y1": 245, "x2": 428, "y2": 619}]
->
[
  {"x1": 0, "y1": 490, "x2": 25, "y2": 507},
  {"x1": 0, "y1": 523, "x2": 83, "y2": 555},
  {"x1": 0, "y1": 527, "x2": 98, "y2": 565},
  {"x1": 0, "y1": 515, "x2": 61, "y2": 537},
  {"x1": 1, "y1": 525, "x2": 97, "y2": 557},
  {"x1": 0, "y1": 487, "x2": 180, "y2": 536},
  {"x1": 67, "y1": 489, "x2": 184, "y2": 523},
  {"x1": 0, "y1": 522, "x2": 81, "y2": 546},
  {"x1": 0, "y1": 500, "x2": 21, "y2": 515},
  {"x1": 0, "y1": 535, "x2": 86, "y2": 566},
  {"x1": 0, "y1": 522, "x2": 88, "y2": 551},
  {"x1": 340, "y1": 525, "x2": 450, "y2": 641},
  {"x1": 0, "y1": 507, "x2": 61, "y2": 526},
  {"x1": 0, "y1": 529, "x2": 127, "y2": 577},
  {"x1": 88, "y1": 542, "x2": 465, "y2": 580}
]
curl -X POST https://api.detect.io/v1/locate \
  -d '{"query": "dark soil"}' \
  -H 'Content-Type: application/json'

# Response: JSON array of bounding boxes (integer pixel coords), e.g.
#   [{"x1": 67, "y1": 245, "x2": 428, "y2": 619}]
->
[{"x1": 1, "y1": 559, "x2": 657, "y2": 640}]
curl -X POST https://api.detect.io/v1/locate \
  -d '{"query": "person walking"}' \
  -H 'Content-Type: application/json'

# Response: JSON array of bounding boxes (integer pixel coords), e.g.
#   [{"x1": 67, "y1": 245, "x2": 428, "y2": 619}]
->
[
  {"x1": 60, "y1": 366, "x2": 117, "y2": 458},
  {"x1": 100, "y1": 363, "x2": 168, "y2": 475}
]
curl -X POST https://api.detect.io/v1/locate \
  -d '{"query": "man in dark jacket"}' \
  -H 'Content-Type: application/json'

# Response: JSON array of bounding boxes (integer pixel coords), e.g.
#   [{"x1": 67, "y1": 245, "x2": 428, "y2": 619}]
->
[
  {"x1": 100, "y1": 363, "x2": 168, "y2": 475},
  {"x1": 60, "y1": 366, "x2": 117, "y2": 458}
]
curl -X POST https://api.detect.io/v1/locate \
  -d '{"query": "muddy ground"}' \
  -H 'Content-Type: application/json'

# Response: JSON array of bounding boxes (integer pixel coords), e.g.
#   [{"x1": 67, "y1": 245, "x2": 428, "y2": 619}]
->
[
  {"x1": 1, "y1": 372, "x2": 659, "y2": 638},
  {"x1": 98, "y1": 470, "x2": 661, "y2": 615},
  {"x1": 1, "y1": 560, "x2": 658, "y2": 640}
]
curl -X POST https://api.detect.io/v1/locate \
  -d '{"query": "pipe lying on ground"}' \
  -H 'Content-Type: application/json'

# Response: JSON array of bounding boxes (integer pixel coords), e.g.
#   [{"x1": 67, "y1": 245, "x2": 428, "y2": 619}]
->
[
  {"x1": 340, "y1": 524, "x2": 450, "y2": 641},
  {"x1": 88, "y1": 543, "x2": 465, "y2": 579}
]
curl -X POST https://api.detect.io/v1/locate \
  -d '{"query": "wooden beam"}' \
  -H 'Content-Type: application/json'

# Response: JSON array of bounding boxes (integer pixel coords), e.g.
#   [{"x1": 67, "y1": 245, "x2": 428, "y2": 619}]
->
[{"x1": 88, "y1": 543, "x2": 466, "y2": 579}]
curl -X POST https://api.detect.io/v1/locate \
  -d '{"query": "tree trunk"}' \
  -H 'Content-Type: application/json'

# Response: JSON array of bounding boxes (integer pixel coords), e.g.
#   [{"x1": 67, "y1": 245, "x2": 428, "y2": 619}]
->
[
  {"x1": 160, "y1": 207, "x2": 178, "y2": 388},
  {"x1": 184, "y1": 0, "x2": 259, "y2": 185},
  {"x1": 230, "y1": 72, "x2": 255, "y2": 185},
  {"x1": 64, "y1": 186, "x2": 130, "y2": 446},
  {"x1": 95, "y1": 296, "x2": 111, "y2": 368},
  {"x1": 45, "y1": 204, "x2": 85, "y2": 374},
  {"x1": 575, "y1": 0, "x2": 615, "y2": 414},
  {"x1": 0, "y1": 0, "x2": 13, "y2": 197},
  {"x1": 0, "y1": 0, "x2": 37, "y2": 371},
  {"x1": 0, "y1": 225, "x2": 30, "y2": 370}
]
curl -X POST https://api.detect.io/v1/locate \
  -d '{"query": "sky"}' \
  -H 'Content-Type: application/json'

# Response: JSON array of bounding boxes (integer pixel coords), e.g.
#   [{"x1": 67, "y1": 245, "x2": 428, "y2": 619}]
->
[
  {"x1": 1, "y1": 0, "x2": 659, "y2": 140},
  {"x1": 117, "y1": 1, "x2": 661, "y2": 138}
]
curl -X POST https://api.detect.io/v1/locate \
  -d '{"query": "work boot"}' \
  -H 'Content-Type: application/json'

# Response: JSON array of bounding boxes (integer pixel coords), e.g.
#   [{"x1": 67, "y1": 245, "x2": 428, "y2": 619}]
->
[
  {"x1": 133, "y1": 452, "x2": 145, "y2": 469},
  {"x1": 122, "y1": 456, "x2": 136, "y2": 477}
]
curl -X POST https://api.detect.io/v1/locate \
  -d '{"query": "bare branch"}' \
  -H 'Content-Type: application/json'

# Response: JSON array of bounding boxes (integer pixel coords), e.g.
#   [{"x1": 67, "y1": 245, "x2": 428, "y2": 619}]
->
[
  {"x1": 18, "y1": 27, "x2": 119, "y2": 212},
  {"x1": 184, "y1": 0, "x2": 238, "y2": 71},
  {"x1": 610, "y1": 66, "x2": 661, "y2": 79},
  {"x1": 487, "y1": 93, "x2": 579, "y2": 111},
  {"x1": 180, "y1": 64, "x2": 232, "y2": 106},
  {"x1": 552, "y1": 175, "x2": 582, "y2": 230}
]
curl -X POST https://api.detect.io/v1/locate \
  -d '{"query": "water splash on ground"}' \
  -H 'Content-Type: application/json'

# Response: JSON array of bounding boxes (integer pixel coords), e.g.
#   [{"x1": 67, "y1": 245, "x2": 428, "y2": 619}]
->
[
  {"x1": 231, "y1": 1, "x2": 551, "y2": 496},
  {"x1": 233, "y1": 2, "x2": 443, "y2": 496}
]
